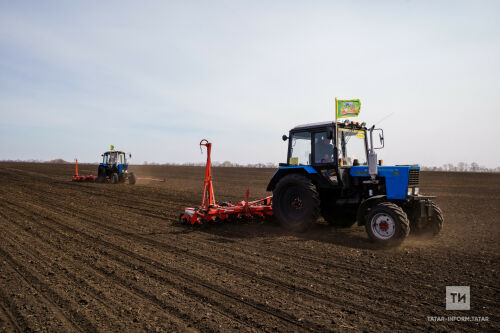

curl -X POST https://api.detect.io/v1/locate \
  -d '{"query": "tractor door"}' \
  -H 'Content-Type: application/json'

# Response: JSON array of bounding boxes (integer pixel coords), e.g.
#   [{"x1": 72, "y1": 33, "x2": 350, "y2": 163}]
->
[
  {"x1": 287, "y1": 131, "x2": 312, "y2": 166},
  {"x1": 312, "y1": 129, "x2": 340, "y2": 186}
]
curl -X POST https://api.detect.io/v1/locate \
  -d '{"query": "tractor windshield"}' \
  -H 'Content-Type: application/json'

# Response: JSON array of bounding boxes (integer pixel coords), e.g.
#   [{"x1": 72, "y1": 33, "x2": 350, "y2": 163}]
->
[
  {"x1": 103, "y1": 152, "x2": 127, "y2": 165},
  {"x1": 338, "y1": 129, "x2": 367, "y2": 166},
  {"x1": 103, "y1": 152, "x2": 118, "y2": 165}
]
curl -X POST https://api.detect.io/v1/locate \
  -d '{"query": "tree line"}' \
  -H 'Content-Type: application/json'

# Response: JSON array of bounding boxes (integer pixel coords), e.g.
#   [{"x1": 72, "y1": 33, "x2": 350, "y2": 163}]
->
[
  {"x1": 143, "y1": 161, "x2": 278, "y2": 168},
  {"x1": 421, "y1": 162, "x2": 500, "y2": 173}
]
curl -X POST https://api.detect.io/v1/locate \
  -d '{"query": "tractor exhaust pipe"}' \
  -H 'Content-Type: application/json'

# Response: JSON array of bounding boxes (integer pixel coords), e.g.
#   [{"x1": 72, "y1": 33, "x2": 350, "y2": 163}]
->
[{"x1": 368, "y1": 126, "x2": 378, "y2": 180}]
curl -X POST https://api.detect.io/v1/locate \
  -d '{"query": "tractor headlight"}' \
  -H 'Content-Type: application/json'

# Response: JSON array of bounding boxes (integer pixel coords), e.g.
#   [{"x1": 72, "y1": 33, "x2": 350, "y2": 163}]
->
[{"x1": 407, "y1": 187, "x2": 420, "y2": 196}]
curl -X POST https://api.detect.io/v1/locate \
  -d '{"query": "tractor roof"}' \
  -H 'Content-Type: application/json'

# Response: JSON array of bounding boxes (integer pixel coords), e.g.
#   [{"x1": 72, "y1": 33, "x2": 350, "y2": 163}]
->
[
  {"x1": 291, "y1": 121, "x2": 366, "y2": 131},
  {"x1": 292, "y1": 121, "x2": 334, "y2": 130},
  {"x1": 104, "y1": 151, "x2": 126, "y2": 154}
]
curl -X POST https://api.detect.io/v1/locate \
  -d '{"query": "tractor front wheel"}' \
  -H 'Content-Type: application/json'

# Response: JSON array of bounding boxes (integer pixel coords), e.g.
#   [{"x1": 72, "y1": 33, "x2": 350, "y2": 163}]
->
[
  {"x1": 417, "y1": 202, "x2": 443, "y2": 236},
  {"x1": 128, "y1": 172, "x2": 136, "y2": 185},
  {"x1": 272, "y1": 174, "x2": 320, "y2": 232},
  {"x1": 111, "y1": 173, "x2": 119, "y2": 184},
  {"x1": 365, "y1": 202, "x2": 410, "y2": 246}
]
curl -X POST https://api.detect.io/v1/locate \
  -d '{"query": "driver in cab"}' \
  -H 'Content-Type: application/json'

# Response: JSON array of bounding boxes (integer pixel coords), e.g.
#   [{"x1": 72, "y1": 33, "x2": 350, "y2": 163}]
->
[
  {"x1": 315, "y1": 136, "x2": 333, "y2": 163},
  {"x1": 109, "y1": 153, "x2": 117, "y2": 166}
]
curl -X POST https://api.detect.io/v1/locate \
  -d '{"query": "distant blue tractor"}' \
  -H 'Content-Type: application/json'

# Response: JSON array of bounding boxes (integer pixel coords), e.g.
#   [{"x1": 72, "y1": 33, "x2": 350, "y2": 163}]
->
[
  {"x1": 97, "y1": 150, "x2": 136, "y2": 185},
  {"x1": 268, "y1": 120, "x2": 443, "y2": 245}
]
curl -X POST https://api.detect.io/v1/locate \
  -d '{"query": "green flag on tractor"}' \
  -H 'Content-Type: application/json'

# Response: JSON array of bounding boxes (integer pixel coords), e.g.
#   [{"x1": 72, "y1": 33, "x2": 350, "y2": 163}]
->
[{"x1": 336, "y1": 99, "x2": 361, "y2": 118}]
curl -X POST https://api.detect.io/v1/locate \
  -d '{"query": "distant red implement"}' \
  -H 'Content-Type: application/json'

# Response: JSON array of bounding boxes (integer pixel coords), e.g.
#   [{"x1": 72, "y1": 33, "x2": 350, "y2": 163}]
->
[
  {"x1": 179, "y1": 139, "x2": 273, "y2": 225},
  {"x1": 72, "y1": 159, "x2": 97, "y2": 182}
]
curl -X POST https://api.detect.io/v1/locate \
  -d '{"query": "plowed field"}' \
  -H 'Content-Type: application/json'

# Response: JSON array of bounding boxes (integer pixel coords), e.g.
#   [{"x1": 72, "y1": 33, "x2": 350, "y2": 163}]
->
[{"x1": 0, "y1": 162, "x2": 498, "y2": 332}]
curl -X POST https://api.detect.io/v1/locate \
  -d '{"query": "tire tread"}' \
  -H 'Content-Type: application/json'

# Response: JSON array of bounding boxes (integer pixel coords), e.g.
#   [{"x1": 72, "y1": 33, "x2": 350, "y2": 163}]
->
[{"x1": 365, "y1": 201, "x2": 410, "y2": 245}]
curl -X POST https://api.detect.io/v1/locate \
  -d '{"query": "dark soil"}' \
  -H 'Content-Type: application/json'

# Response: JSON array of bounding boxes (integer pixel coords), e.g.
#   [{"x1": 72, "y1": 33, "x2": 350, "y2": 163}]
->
[{"x1": 0, "y1": 163, "x2": 498, "y2": 332}]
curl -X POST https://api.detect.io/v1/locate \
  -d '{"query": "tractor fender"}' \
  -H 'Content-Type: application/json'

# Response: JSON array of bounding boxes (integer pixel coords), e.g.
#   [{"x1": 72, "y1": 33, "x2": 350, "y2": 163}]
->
[
  {"x1": 266, "y1": 166, "x2": 318, "y2": 192},
  {"x1": 356, "y1": 195, "x2": 387, "y2": 226}
]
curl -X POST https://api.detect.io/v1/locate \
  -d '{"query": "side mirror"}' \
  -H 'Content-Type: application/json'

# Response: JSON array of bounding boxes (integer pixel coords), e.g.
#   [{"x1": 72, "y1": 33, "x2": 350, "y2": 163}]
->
[
  {"x1": 282, "y1": 135, "x2": 288, "y2": 141},
  {"x1": 374, "y1": 129, "x2": 385, "y2": 149},
  {"x1": 129, "y1": 153, "x2": 132, "y2": 158}
]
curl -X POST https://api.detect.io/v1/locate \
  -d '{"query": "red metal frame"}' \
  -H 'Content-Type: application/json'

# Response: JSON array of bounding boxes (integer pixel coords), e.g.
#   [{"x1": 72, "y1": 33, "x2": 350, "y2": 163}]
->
[
  {"x1": 200, "y1": 139, "x2": 215, "y2": 210},
  {"x1": 72, "y1": 159, "x2": 97, "y2": 182},
  {"x1": 179, "y1": 139, "x2": 273, "y2": 225}
]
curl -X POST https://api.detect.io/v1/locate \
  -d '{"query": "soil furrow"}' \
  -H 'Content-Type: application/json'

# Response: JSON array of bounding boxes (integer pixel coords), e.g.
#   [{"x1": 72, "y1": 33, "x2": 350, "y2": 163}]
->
[
  {"x1": 0, "y1": 212, "x2": 195, "y2": 333},
  {"x1": 0, "y1": 199, "x2": 324, "y2": 332},
  {"x1": 0, "y1": 289, "x2": 24, "y2": 333},
  {"x1": 0, "y1": 203, "x2": 255, "y2": 332},
  {"x1": 0, "y1": 248, "x2": 94, "y2": 332}
]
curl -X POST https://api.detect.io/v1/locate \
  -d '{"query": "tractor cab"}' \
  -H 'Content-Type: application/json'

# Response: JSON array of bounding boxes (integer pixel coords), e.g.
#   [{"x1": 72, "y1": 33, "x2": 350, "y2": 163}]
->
[
  {"x1": 101, "y1": 151, "x2": 128, "y2": 169},
  {"x1": 286, "y1": 121, "x2": 369, "y2": 168},
  {"x1": 269, "y1": 121, "x2": 374, "y2": 190}
]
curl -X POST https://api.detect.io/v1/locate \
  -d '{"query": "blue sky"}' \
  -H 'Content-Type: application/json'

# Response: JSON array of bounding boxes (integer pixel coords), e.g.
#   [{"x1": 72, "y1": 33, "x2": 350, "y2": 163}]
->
[{"x1": 0, "y1": 0, "x2": 499, "y2": 167}]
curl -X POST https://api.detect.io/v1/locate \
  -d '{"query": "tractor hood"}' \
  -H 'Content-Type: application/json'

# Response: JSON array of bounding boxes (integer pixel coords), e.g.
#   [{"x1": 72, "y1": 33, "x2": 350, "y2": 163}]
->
[{"x1": 350, "y1": 165, "x2": 420, "y2": 199}]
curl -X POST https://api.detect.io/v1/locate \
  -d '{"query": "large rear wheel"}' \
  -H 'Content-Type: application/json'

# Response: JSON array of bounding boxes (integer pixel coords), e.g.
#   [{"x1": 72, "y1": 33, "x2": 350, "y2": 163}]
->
[
  {"x1": 97, "y1": 166, "x2": 106, "y2": 183},
  {"x1": 365, "y1": 202, "x2": 410, "y2": 246},
  {"x1": 272, "y1": 174, "x2": 320, "y2": 232}
]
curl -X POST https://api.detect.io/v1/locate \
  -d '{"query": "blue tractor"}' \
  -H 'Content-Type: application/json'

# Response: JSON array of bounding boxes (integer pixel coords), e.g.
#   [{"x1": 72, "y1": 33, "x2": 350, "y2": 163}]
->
[
  {"x1": 97, "y1": 149, "x2": 136, "y2": 185},
  {"x1": 268, "y1": 120, "x2": 443, "y2": 245}
]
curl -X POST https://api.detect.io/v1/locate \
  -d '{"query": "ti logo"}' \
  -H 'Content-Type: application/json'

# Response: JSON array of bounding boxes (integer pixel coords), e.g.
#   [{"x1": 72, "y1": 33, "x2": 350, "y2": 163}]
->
[{"x1": 446, "y1": 286, "x2": 470, "y2": 310}]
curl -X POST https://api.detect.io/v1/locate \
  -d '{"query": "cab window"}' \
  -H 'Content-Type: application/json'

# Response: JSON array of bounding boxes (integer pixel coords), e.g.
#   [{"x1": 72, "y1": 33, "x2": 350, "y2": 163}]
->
[
  {"x1": 338, "y1": 129, "x2": 367, "y2": 166},
  {"x1": 314, "y1": 131, "x2": 333, "y2": 163},
  {"x1": 289, "y1": 132, "x2": 311, "y2": 165}
]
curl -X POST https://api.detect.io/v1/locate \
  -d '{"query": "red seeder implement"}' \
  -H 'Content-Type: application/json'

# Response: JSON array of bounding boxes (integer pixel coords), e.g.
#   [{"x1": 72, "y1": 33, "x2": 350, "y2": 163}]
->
[
  {"x1": 72, "y1": 159, "x2": 97, "y2": 182},
  {"x1": 179, "y1": 139, "x2": 273, "y2": 225}
]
